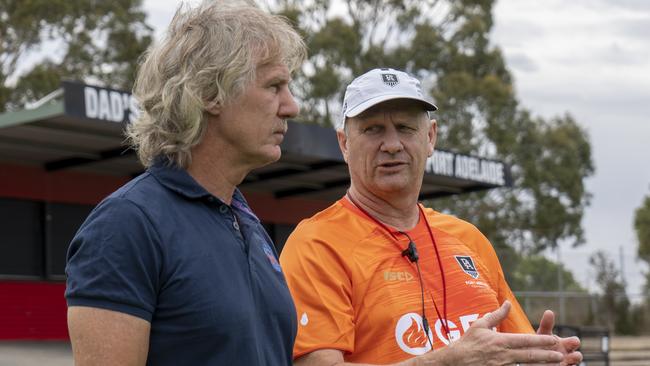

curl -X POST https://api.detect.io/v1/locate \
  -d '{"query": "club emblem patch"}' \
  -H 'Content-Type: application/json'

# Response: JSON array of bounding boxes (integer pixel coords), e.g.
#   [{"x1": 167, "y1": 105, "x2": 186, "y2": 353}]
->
[
  {"x1": 262, "y1": 242, "x2": 282, "y2": 272},
  {"x1": 381, "y1": 73, "x2": 399, "y2": 87},
  {"x1": 454, "y1": 255, "x2": 479, "y2": 279}
]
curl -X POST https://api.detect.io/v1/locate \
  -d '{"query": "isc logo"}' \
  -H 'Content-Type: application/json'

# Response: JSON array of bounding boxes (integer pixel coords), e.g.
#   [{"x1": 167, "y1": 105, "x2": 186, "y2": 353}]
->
[{"x1": 383, "y1": 271, "x2": 414, "y2": 282}]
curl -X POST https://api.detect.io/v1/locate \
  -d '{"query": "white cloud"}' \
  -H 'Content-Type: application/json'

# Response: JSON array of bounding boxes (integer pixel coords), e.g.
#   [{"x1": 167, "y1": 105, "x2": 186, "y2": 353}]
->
[{"x1": 493, "y1": 0, "x2": 650, "y2": 296}]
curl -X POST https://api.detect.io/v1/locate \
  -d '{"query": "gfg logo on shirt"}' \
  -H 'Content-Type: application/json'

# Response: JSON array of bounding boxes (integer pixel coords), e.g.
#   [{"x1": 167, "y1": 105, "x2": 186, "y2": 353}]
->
[
  {"x1": 394, "y1": 313, "x2": 433, "y2": 355},
  {"x1": 395, "y1": 312, "x2": 480, "y2": 354}
]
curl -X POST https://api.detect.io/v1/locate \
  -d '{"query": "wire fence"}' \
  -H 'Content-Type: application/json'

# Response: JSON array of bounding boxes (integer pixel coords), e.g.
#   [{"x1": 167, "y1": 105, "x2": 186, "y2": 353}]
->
[
  {"x1": 515, "y1": 291, "x2": 650, "y2": 333},
  {"x1": 515, "y1": 292, "x2": 650, "y2": 365}
]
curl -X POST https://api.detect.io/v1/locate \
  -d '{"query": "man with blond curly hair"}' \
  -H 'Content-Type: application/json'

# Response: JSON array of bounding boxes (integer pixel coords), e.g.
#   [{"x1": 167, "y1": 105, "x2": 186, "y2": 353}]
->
[{"x1": 65, "y1": 1, "x2": 306, "y2": 365}]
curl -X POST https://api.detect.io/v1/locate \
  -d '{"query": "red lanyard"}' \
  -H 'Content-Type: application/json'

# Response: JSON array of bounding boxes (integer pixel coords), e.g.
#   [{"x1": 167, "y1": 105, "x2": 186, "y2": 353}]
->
[{"x1": 345, "y1": 194, "x2": 450, "y2": 338}]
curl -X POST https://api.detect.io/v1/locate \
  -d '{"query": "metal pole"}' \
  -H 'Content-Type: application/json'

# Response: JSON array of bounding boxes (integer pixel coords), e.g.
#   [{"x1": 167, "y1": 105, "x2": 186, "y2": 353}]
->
[
  {"x1": 619, "y1": 245, "x2": 626, "y2": 286},
  {"x1": 557, "y1": 246, "x2": 566, "y2": 324}
]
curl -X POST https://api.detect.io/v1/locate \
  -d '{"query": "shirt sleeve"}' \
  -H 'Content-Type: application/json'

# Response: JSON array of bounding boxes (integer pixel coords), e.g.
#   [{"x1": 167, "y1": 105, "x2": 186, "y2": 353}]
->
[
  {"x1": 279, "y1": 224, "x2": 356, "y2": 359},
  {"x1": 464, "y1": 225, "x2": 534, "y2": 333},
  {"x1": 495, "y1": 269, "x2": 534, "y2": 333},
  {"x1": 65, "y1": 196, "x2": 162, "y2": 322}
]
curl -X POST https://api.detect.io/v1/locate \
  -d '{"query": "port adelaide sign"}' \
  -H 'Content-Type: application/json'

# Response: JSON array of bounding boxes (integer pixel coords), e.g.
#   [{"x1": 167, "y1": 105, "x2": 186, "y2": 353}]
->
[{"x1": 426, "y1": 150, "x2": 511, "y2": 187}]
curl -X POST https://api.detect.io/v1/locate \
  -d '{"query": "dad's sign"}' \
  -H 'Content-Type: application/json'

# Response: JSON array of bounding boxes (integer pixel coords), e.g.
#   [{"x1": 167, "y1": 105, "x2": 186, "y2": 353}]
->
[
  {"x1": 63, "y1": 81, "x2": 140, "y2": 124},
  {"x1": 426, "y1": 150, "x2": 511, "y2": 187}
]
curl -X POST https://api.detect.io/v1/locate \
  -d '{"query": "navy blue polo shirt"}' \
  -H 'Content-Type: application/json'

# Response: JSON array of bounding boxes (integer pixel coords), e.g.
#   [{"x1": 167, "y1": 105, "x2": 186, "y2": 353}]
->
[{"x1": 65, "y1": 160, "x2": 297, "y2": 365}]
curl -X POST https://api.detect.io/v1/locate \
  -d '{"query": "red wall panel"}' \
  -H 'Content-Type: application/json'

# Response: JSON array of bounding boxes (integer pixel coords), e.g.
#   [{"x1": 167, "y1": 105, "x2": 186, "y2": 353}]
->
[
  {"x1": 0, "y1": 281, "x2": 68, "y2": 339},
  {"x1": 243, "y1": 191, "x2": 331, "y2": 225},
  {"x1": 0, "y1": 163, "x2": 129, "y2": 205},
  {"x1": 0, "y1": 163, "x2": 334, "y2": 340}
]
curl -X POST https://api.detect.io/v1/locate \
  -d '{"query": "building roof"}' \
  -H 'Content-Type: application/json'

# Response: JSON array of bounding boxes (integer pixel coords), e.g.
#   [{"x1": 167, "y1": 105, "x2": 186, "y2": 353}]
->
[{"x1": 0, "y1": 81, "x2": 512, "y2": 201}]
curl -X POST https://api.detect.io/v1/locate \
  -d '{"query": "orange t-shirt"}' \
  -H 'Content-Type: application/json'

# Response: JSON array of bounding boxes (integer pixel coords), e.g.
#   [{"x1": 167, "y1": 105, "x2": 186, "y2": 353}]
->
[{"x1": 279, "y1": 198, "x2": 533, "y2": 364}]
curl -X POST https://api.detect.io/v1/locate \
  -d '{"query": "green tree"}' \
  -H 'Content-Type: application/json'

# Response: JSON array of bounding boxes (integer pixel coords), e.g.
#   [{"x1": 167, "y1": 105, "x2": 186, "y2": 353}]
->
[
  {"x1": 0, "y1": 0, "x2": 152, "y2": 112},
  {"x1": 635, "y1": 194, "x2": 650, "y2": 291},
  {"x1": 509, "y1": 254, "x2": 584, "y2": 292},
  {"x1": 274, "y1": 0, "x2": 594, "y2": 274},
  {"x1": 589, "y1": 251, "x2": 637, "y2": 334},
  {"x1": 508, "y1": 254, "x2": 589, "y2": 327},
  {"x1": 634, "y1": 193, "x2": 650, "y2": 332}
]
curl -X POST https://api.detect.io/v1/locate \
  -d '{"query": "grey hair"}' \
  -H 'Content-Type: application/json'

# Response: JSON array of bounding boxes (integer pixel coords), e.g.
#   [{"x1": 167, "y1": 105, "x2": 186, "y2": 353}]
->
[{"x1": 127, "y1": 0, "x2": 307, "y2": 168}]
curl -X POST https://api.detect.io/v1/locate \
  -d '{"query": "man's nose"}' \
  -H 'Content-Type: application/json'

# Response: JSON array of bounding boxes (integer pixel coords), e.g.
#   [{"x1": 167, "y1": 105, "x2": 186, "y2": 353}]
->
[
  {"x1": 279, "y1": 87, "x2": 299, "y2": 119},
  {"x1": 380, "y1": 126, "x2": 403, "y2": 154}
]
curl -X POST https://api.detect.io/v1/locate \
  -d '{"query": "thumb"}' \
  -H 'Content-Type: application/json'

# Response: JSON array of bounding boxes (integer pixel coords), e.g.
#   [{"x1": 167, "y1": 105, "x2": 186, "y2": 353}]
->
[
  {"x1": 472, "y1": 301, "x2": 511, "y2": 330},
  {"x1": 537, "y1": 310, "x2": 555, "y2": 335}
]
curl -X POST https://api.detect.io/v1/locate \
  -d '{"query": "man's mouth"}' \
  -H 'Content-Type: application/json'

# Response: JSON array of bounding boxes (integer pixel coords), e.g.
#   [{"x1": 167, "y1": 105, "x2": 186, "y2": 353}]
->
[
  {"x1": 273, "y1": 125, "x2": 288, "y2": 135},
  {"x1": 379, "y1": 161, "x2": 406, "y2": 168}
]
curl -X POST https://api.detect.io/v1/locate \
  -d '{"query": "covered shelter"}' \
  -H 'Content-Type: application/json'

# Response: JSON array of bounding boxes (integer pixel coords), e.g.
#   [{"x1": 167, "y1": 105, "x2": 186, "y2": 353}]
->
[{"x1": 0, "y1": 81, "x2": 511, "y2": 339}]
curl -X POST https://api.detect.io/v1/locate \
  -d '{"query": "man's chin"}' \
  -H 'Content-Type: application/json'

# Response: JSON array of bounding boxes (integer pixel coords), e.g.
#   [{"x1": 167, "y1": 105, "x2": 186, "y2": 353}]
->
[
  {"x1": 253, "y1": 148, "x2": 282, "y2": 168},
  {"x1": 374, "y1": 181, "x2": 412, "y2": 195}
]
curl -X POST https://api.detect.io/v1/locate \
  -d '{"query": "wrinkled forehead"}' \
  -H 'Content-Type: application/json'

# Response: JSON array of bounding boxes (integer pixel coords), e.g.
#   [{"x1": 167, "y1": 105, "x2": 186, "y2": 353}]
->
[
  {"x1": 255, "y1": 60, "x2": 291, "y2": 80},
  {"x1": 355, "y1": 99, "x2": 430, "y2": 121}
]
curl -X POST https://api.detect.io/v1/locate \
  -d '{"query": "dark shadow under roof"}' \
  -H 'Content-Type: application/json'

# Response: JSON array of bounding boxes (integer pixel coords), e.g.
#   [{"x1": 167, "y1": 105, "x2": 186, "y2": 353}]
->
[{"x1": 0, "y1": 81, "x2": 512, "y2": 201}]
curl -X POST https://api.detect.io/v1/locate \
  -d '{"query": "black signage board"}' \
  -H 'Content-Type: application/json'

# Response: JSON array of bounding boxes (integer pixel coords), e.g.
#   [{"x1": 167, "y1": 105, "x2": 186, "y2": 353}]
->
[
  {"x1": 63, "y1": 81, "x2": 139, "y2": 125},
  {"x1": 427, "y1": 150, "x2": 513, "y2": 187},
  {"x1": 58, "y1": 81, "x2": 511, "y2": 188}
]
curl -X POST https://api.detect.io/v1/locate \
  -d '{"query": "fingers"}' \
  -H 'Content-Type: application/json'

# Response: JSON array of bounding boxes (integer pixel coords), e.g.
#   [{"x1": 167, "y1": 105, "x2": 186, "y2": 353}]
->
[
  {"x1": 560, "y1": 336, "x2": 581, "y2": 352},
  {"x1": 508, "y1": 348, "x2": 564, "y2": 364},
  {"x1": 536, "y1": 310, "x2": 555, "y2": 335},
  {"x1": 472, "y1": 300, "x2": 511, "y2": 329},
  {"x1": 498, "y1": 332, "x2": 558, "y2": 349},
  {"x1": 561, "y1": 350, "x2": 583, "y2": 365}
]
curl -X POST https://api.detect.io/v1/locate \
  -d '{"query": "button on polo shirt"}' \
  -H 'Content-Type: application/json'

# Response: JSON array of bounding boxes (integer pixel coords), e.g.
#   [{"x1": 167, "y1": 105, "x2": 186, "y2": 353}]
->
[{"x1": 65, "y1": 159, "x2": 297, "y2": 366}]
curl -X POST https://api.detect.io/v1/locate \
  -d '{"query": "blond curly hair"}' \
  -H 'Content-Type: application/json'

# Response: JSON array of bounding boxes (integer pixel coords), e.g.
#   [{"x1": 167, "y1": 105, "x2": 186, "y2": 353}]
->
[{"x1": 127, "y1": 0, "x2": 306, "y2": 168}]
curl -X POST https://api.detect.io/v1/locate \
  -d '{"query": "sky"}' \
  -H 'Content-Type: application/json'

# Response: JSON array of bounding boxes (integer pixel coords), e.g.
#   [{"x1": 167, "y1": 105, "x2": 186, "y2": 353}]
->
[
  {"x1": 491, "y1": 0, "x2": 650, "y2": 298},
  {"x1": 142, "y1": 0, "x2": 650, "y2": 297}
]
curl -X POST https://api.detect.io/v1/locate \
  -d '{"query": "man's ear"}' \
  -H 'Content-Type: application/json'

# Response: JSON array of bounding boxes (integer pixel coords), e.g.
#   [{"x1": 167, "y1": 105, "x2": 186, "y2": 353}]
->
[
  {"x1": 205, "y1": 99, "x2": 221, "y2": 116},
  {"x1": 427, "y1": 119, "x2": 437, "y2": 157},
  {"x1": 336, "y1": 129, "x2": 349, "y2": 164}
]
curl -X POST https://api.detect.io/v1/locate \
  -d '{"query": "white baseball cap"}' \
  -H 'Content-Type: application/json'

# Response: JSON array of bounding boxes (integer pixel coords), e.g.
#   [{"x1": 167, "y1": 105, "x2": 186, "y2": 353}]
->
[{"x1": 337, "y1": 68, "x2": 437, "y2": 130}]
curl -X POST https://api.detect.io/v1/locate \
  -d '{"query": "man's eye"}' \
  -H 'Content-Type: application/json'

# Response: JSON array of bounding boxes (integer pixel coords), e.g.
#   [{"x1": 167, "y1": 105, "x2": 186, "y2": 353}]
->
[
  {"x1": 398, "y1": 125, "x2": 415, "y2": 132},
  {"x1": 364, "y1": 125, "x2": 381, "y2": 133}
]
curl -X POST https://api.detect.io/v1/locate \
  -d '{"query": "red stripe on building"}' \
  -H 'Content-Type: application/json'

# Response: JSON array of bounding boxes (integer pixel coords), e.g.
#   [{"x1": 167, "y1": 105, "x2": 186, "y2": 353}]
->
[
  {"x1": 0, "y1": 281, "x2": 68, "y2": 340},
  {"x1": 0, "y1": 163, "x2": 129, "y2": 204}
]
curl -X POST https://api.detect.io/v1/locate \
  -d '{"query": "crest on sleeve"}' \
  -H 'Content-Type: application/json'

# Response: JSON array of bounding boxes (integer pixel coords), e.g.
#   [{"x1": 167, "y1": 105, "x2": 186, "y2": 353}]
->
[{"x1": 454, "y1": 255, "x2": 479, "y2": 279}]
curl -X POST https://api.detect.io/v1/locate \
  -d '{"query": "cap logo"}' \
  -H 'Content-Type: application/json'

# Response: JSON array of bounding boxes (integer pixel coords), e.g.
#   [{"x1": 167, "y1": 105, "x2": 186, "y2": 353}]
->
[{"x1": 381, "y1": 73, "x2": 399, "y2": 87}]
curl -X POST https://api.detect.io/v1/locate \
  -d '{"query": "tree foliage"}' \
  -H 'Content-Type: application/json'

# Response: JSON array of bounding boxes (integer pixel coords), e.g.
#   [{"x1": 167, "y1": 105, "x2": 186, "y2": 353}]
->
[
  {"x1": 589, "y1": 251, "x2": 639, "y2": 334},
  {"x1": 2, "y1": 0, "x2": 596, "y2": 289},
  {"x1": 273, "y1": 0, "x2": 594, "y2": 270},
  {"x1": 634, "y1": 193, "x2": 650, "y2": 322},
  {"x1": 509, "y1": 254, "x2": 584, "y2": 292},
  {"x1": 635, "y1": 194, "x2": 650, "y2": 266},
  {"x1": 0, "y1": 0, "x2": 152, "y2": 112}
]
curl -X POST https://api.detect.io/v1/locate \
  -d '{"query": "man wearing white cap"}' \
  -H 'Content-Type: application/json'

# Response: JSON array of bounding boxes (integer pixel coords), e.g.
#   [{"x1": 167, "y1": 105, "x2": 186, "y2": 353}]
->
[{"x1": 280, "y1": 68, "x2": 583, "y2": 365}]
